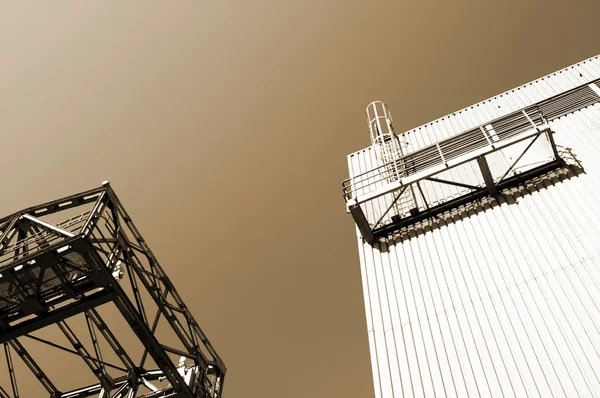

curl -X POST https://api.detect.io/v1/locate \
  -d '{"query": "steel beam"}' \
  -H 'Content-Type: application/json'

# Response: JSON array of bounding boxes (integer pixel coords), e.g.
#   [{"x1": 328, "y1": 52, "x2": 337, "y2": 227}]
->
[
  {"x1": 20, "y1": 213, "x2": 75, "y2": 238},
  {"x1": 0, "y1": 290, "x2": 116, "y2": 344},
  {"x1": 349, "y1": 205, "x2": 375, "y2": 244},
  {"x1": 425, "y1": 177, "x2": 480, "y2": 191},
  {"x1": 373, "y1": 160, "x2": 564, "y2": 238},
  {"x1": 0, "y1": 184, "x2": 225, "y2": 397},
  {"x1": 8, "y1": 339, "x2": 60, "y2": 396},
  {"x1": 4, "y1": 342, "x2": 19, "y2": 397},
  {"x1": 477, "y1": 156, "x2": 497, "y2": 196}
]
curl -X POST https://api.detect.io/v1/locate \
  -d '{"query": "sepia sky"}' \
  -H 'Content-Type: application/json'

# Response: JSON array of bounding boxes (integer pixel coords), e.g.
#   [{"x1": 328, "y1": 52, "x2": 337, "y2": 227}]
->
[{"x1": 0, "y1": 1, "x2": 599, "y2": 397}]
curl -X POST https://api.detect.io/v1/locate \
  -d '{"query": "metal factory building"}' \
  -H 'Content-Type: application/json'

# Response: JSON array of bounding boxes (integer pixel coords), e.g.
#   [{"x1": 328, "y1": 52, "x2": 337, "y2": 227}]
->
[{"x1": 343, "y1": 54, "x2": 600, "y2": 397}]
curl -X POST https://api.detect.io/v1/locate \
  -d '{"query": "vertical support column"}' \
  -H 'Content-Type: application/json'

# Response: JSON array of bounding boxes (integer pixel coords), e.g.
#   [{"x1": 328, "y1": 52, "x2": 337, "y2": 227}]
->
[
  {"x1": 477, "y1": 156, "x2": 497, "y2": 196},
  {"x1": 349, "y1": 205, "x2": 375, "y2": 244},
  {"x1": 481, "y1": 126, "x2": 493, "y2": 147},
  {"x1": 546, "y1": 130, "x2": 561, "y2": 161},
  {"x1": 4, "y1": 343, "x2": 19, "y2": 398}
]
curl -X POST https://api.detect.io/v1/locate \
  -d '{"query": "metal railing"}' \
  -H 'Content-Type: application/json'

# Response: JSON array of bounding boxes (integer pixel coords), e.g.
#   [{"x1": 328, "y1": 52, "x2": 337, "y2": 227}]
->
[
  {"x1": 343, "y1": 106, "x2": 547, "y2": 202},
  {"x1": 0, "y1": 210, "x2": 92, "y2": 270},
  {"x1": 343, "y1": 80, "x2": 600, "y2": 205}
]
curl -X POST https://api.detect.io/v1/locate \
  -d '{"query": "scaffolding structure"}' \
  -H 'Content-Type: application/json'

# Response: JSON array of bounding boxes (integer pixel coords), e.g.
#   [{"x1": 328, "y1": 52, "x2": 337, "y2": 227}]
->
[{"x1": 0, "y1": 182, "x2": 225, "y2": 397}]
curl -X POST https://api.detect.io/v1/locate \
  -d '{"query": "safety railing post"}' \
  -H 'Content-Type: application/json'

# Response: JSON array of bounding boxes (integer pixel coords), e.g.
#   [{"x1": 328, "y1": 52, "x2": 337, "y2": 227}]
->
[{"x1": 436, "y1": 143, "x2": 446, "y2": 165}]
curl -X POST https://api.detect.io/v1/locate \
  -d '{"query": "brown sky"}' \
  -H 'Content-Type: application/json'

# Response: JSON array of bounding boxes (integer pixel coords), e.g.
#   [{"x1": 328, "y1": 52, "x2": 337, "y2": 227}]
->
[{"x1": 0, "y1": 1, "x2": 599, "y2": 397}]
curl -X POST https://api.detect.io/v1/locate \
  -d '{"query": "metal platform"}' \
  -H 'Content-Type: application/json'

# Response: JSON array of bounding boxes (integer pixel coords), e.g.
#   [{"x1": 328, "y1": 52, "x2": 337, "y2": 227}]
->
[
  {"x1": 0, "y1": 183, "x2": 225, "y2": 397},
  {"x1": 343, "y1": 81, "x2": 600, "y2": 243}
]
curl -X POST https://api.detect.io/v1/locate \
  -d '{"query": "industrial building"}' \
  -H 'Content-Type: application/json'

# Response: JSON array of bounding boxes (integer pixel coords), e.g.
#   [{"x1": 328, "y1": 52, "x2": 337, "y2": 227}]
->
[{"x1": 343, "y1": 54, "x2": 600, "y2": 397}]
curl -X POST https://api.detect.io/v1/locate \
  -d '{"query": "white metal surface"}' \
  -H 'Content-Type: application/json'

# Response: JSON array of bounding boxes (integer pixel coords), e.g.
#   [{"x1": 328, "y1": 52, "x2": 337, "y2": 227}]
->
[{"x1": 348, "y1": 54, "x2": 600, "y2": 397}]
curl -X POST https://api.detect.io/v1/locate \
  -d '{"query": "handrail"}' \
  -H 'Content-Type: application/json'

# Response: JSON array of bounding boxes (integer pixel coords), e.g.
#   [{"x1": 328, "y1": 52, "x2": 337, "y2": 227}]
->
[{"x1": 343, "y1": 80, "x2": 600, "y2": 204}]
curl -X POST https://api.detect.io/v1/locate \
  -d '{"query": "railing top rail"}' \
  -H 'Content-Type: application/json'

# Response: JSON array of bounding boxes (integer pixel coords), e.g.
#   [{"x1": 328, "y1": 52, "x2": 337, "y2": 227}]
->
[{"x1": 343, "y1": 79, "x2": 600, "y2": 201}]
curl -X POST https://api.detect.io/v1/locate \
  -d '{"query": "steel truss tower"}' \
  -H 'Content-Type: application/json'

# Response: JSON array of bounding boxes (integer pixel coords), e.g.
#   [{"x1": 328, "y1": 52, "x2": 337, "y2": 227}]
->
[{"x1": 0, "y1": 182, "x2": 225, "y2": 397}]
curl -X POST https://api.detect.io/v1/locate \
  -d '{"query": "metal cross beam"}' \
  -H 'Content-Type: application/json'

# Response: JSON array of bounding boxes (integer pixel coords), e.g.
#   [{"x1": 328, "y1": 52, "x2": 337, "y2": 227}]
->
[{"x1": 347, "y1": 126, "x2": 565, "y2": 243}]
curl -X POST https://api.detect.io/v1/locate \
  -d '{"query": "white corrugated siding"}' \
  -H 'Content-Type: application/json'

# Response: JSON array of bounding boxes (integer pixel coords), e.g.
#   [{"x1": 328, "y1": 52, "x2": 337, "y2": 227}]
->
[{"x1": 349, "y1": 54, "x2": 600, "y2": 397}]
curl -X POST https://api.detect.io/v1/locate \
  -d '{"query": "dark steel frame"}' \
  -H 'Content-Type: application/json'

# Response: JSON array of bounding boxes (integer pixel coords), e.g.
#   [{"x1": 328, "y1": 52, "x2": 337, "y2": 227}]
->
[{"x1": 0, "y1": 183, "x2": 225, "y2": 397}]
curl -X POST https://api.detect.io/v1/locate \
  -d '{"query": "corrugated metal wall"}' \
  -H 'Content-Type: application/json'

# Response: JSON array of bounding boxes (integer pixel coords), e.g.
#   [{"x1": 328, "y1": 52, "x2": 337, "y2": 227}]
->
[{"x1": 348, "y1": 55, "x2": 600, "y2": 397}]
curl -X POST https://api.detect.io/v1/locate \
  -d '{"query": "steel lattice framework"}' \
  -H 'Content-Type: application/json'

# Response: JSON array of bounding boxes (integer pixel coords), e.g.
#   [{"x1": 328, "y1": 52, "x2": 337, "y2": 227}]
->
[{"x1": 0, "y1": 182, "x2": 225, "y2": 397}]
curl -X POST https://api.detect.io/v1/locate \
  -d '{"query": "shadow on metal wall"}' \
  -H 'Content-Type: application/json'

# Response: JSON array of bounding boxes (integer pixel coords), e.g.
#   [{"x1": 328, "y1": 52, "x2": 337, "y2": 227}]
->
[{"x1": 376, "y1": 146, "x2": 585, "y2": 253}]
